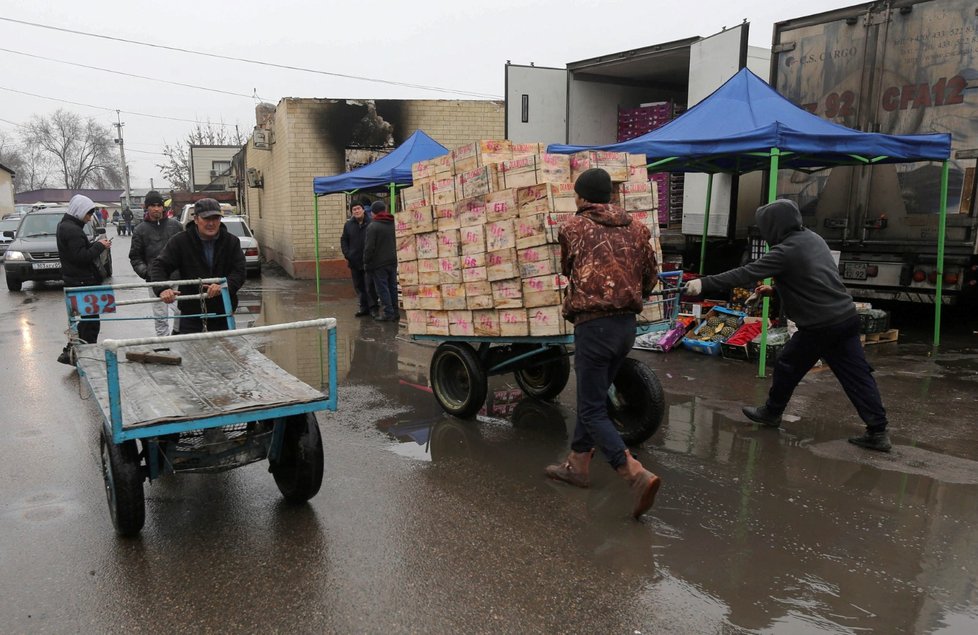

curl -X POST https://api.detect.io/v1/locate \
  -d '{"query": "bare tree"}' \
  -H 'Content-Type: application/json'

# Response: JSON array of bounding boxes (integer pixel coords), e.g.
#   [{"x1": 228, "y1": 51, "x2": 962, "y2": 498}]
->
[
  {"x1": 23, "y1": 110, "x2": 121, "y2": 189},
  {"x1": 0, "y1": 130, "x2": 51, "y2": 192},
  {"x1": 158, "y1": 122, "x2": 244, "y2": 191}
]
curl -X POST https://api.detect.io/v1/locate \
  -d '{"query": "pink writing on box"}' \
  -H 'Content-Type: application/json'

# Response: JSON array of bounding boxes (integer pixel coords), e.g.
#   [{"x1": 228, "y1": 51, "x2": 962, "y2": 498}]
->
[
  {"x1": 492, "y1": 202, "x2": 508, "y2": 213},
  {"x1": 528, "y1": 279, "x2": 544, "y2": 291},
  {"x1": 489, "y1": 225, "x2": 506, "y2": 237},
  {"x1": 478, "y1": 315, "x2": 496, "y2": 327},
  {"x1": 517, "y1": 222, "x2": 534, "y2": 237},
  {"x1": 532, "y1": 310, "x2": 551, "y2": 324},
  {"x1": 440, "y1": 260, "x2": 455, "y2": 272},
  {"x1": 524, "y1": 249, "x2": 540, "y2": 261},
  {"x1": 463, "y1": 256, "x2": 478, "y2": 267},
  {"x1": 418, "y1": 236, "x2": 435, "y2": 249},
  {"x1": 488, "y1": 254, "x2": 504, "y2": 265},
  {"x1": 502, "y1": 313, "x2": 520, "y2": 323}
]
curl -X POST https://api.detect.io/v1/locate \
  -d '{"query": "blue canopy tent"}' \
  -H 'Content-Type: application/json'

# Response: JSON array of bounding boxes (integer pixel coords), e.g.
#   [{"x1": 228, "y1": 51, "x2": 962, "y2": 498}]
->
[
  {"x1": 549, "y1": 68, "x2": 952, "y2": 370},
  {"x1": 310, "y1": 130, "x2": 449, "y2": 292}
]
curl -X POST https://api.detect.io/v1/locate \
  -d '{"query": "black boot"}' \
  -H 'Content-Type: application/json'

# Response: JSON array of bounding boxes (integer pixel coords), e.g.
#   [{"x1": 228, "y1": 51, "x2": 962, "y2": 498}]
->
[
  {"x1": 742, "y1": 404, "x2": 782, "y2": 427},
  {"x1": 848, "y1": 430, "x2": 892, "y2": 453},
  {"x1": 57, "y1": 345, "x2": 73, "y2": 366}
]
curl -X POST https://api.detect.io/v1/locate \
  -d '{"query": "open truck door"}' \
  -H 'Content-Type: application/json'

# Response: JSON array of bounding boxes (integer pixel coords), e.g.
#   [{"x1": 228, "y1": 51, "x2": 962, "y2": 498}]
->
[{"x1": 505, "y1": 64, "x2": 568, "y2": 145}]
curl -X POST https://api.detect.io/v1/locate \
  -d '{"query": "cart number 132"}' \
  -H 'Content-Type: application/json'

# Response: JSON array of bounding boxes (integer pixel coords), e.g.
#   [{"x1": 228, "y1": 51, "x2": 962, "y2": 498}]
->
[{"x1": 68, "y1": 292, "x2": 116, "y2": 315}]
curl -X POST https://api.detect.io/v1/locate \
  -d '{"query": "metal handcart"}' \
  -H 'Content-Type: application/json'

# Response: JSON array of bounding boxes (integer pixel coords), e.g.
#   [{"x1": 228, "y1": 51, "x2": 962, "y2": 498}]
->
[
  {"x1": 64, "y1": 278, "x2": 338, "y2": 537},
  {"x1": 412, "y1": 271, "x2": 682, "y2": 445}
]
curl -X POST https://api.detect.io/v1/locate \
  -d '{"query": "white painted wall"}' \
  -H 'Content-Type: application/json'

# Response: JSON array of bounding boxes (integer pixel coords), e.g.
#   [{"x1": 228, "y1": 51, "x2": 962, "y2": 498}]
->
[{"x1": 0, "y1": 170, "x2": 14, "y2": 216}]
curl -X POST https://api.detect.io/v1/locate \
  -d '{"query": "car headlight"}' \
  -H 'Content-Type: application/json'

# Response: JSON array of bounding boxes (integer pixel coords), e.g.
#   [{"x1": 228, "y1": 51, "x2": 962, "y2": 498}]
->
[{"x1": 5, "y1": 251, "x2": 25, "y2": 261}]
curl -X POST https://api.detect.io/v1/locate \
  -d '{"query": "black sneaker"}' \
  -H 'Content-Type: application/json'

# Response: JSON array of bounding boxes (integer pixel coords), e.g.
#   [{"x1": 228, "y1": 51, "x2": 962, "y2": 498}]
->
[
  {"x1": 57, "y1": 349, "x2": 73, "y2": 365},
  {"x1": 742, "y1": 405, "x2": 782, "y2": 427},
  {"x1": 848, "y1": 430, "x2": 892, "y2": 453},
  {"x1": 354, "y1": 310, "x2": 371, "y2": 317}
]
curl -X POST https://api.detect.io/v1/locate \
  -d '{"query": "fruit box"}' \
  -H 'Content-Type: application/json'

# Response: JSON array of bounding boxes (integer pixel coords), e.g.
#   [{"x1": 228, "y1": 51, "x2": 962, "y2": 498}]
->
[{"x1": 681, "y1": 307, "x2": 745, "y2": 356}]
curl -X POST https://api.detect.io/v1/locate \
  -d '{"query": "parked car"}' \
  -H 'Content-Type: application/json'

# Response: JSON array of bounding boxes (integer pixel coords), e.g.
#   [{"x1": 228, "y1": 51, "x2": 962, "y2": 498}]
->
[
  {"x1": 220, "y1": 215, "x2": 261, "y2": 276},
  {"x1": 0, "y1": 217, "x2": 22, "y2": 260},
  {"x1": 2, "y1": 208, "x2": 112, "y2": 291}
]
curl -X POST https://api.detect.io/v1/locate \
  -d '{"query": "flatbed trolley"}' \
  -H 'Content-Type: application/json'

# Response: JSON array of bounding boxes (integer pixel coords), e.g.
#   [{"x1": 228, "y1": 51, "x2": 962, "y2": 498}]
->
[
  {"x1": 412, "y1": 271, "x2": 682, "y2": 445},
  {"x1": 64, "y1": 279, "x2": 338, "y2": 536}
]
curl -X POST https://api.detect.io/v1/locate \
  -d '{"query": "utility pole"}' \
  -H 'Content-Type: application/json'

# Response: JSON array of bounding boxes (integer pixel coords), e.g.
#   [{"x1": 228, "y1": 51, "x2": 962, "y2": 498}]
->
[{"x1": 113, "y1": 111, "x2": 133, "y2": 210}]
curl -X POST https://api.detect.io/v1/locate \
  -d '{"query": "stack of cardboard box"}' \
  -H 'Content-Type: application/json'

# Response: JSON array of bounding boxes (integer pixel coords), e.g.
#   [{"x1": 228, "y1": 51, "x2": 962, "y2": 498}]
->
[{"x1": 398, "y1": 140, "x2": 662, "y2": 337}]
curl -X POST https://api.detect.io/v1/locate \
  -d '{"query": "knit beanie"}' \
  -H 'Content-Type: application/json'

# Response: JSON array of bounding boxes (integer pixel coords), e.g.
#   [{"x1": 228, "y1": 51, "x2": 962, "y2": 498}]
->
[
  {"x1": 370, "y1": 200, "x2": 387, "y2": 214},
  {"x1": 144, "y1": 191, "x2": 165, "y2": 207},
  {"x1": 573, "y1": 168, "x2": 612, "y2": 204}
]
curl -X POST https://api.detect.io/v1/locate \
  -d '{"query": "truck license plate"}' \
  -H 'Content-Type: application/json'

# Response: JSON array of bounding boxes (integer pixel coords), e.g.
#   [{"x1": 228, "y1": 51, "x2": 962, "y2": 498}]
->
[
  {"x1": 843, "y1": 262, "x2": 867, "y2": 281},
  {"x1": 32, "y1": 262, "x2": 60, "y2": 270}
]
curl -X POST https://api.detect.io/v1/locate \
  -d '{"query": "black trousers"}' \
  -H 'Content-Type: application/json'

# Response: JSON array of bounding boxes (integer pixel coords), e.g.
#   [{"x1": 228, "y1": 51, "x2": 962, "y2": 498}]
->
[
  {"x1": 767, "y1": 314, "x2": 887, "y2": 431},
  {"x1": 350, "y1": 267, "x2": 377, "y2": 313}
]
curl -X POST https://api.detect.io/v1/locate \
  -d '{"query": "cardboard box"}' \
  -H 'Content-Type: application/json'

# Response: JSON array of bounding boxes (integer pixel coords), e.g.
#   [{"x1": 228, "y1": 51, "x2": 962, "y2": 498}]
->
[
  {"x1": 431, "y1": 176, "x2": 456, "y2": 205},
  {"x1": 627, "y1": 165, "x2": 649, "y2": 183},
  {"x1": 616, "y1": 181, "x2": 657, "y2": 211},
  {"x1": 543, "y1": 212, "x2": 573, "y2": 243},
  {"x1": 398, "y1": 261, "x2": 419, "y2": 287},
  {"x1": 498, "y1": 308, "x2": 529, "y2": 337},
  {"x1": 461, "y1": 252, "x2": 485, "y2": 269},
  {"x1": 491, "y1": 278, "x2": 523, "y2": 309},
  {"x1": 522, "y1": 274, "x2": 568, "y2": 308},
  {"x1": 455, "y1": 167, "x2": 495, "y2": 199},
  {"x1": 415, "y1": 232, "x2": 439, "y2": 260},
  {"x1": 497, "y1": 155, "x2": 542, "y2": 189},
  {"x1": 437, "y1": 229, "x2": 460, "y2": 258},
  {"x1": 409, "y1": 206, "x2": 435, "y2": 234},
  {"x1": 627, "y1": 153, "x2": 648, "y2": 167},
  {"x1": 485, "y1": 219, "x2": 516, "y2": 251},
  {"x1": 459, "y1": 224, "x2": 486, "y2": 255},
  {"x1": 448, "y1": 310, "x2": 474, "y2": 337},
  {"x1": 406, "y1": 309, "x2": 427, "y2": 335},
  {"x1": 514, "y1": 213, "x2": 548, "y2": 250},
  {"x1": 417, "y1": 284, "x2": 443, "y2": 310},
  {"x1": 452, "y1": 140, "x2": 512, "y2": 173},
  {"x1": 466, "y1": 294, "x2": 494, "y2": 310},
  {"x1": 528, "y1": 306, "x2": 572, "y2": 336},
  {"x1": 456, "y1": 195, "x2": 488, "y2": 228},
  {"x1": 441, "y1": 283, "x2": 467, "y2": 310},
  {"x1": 486, "y1": 248, "x2": 519, "y2": 281},
  {"x1": 401, "y1": 182, "x2": 431, "y2": 211},
  {"x1": 464, "y1": 279, "x2": 492, "y2": 297},
  {"x1": 438, "y1": 256, "x2": 462, "y2": 284},
  {"x1": 485, "y1": 189, "x2": 519, "y2": 222},
  {"x1": 473, "y1": 310, "x2": 501, "y2": 337},
  {"x1": 417, "y1": 258, "x2": 440, "y2": 285},
  {"x1": 434, "y1": 202, "x2": 459, "y2": 231},
  {"x1": 426, "y1": 310, "x2": 450, "y2": 336},
  {"x1": 462, "y1": 265, "x2": 487, "y2": 283},
  {"x1": 396, "y1": 234, "x2": 417, "y2": 262},
  {"x1": 517, "y1": 244, "x2": 561, "y2": 278},
  {"x1": 394, "y1": 212, "x2": 412, "y2": 236},
  {"x1": 401, "y1": 285, "x2": 419, "y2": 310}
]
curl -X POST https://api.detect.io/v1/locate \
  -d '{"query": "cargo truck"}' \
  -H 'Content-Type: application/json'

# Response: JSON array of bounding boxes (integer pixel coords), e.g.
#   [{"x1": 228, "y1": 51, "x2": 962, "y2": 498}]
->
[{"x1": 772, "y1": 0, "x2": 978, "y2": 306}]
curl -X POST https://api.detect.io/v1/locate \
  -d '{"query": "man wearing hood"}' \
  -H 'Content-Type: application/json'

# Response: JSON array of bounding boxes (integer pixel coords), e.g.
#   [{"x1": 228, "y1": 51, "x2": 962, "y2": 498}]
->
[
  {"x1": 545, "y1": 168, "x2": 662, "y2": 520},
  {"x1": 363, "y1": 200, "x2": 398, "y2": 322},
  {"x1": 149, "y1": 198, "x2": 245, "y2": 334},
  {"x1": 56, "y1": 194, "x2": 112, "y2": 362},
  {"x1": 129, "y1": 191, "x2": 182, "y2": 336},
  {"x1": 684, "y1": 199, "x2": 891, "y2": 452}
]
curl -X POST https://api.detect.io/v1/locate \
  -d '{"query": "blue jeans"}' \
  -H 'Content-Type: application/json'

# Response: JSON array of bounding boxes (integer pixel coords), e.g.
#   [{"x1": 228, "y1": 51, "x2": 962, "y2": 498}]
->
[
  {"x1": 767, "y1": 315, "x2": 887, "y2": 431},
  {"x1": 570, "y1": 314, "x2": 636, "y2": 469},
  {"x1": 371, "y1": 265, "x2": 398, "y2": 319}
]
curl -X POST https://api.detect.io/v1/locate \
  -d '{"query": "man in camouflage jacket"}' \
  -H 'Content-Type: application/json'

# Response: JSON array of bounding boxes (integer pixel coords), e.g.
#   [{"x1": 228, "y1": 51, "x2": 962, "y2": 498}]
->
[{"x1": 546, "y1": 168, "x2": 662, "y2": 519}]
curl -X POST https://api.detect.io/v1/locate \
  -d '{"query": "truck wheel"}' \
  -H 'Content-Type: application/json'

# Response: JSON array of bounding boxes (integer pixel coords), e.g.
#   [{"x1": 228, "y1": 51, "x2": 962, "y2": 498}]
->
[
  {"x1": 514, "y1": 348, "x2": 570, "y2": 400},
  {"x1": 6, "y1": 275, "x2": 21, "y2": 291},
  {"x1": 99, "y1": 429, "x2": 145, "y2": 537},
  {"x1": 608, "y1": 358, "x2": 665, "y2": 445},
  {"x1": 270, "y1": 413, "x2": 324, "y2": 503},
  {"x1": 430, "y1": 342, "x2": 487, "y2": 418}
]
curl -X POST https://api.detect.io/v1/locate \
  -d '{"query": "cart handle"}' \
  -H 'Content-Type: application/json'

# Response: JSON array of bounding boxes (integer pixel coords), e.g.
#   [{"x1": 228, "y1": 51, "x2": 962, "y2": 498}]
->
[
  {"x1": 68, "y1": 277, "x2": 227, "y2": 292},
  {"x1": 102, "y1": 318, "x2": 337, "y2": 352}
]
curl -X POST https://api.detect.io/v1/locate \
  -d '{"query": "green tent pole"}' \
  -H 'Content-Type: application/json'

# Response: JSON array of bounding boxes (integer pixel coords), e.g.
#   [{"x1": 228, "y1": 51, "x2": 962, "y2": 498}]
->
[
  {"x1": 758, "y1": 148, "x2": 781, "y2": 378},
  {"x1": 933, "y1": 160, "x2": 950, "y2": 346},
  {"x1": 390, "y1": 182, "x2": 396, "y2": 214},
  {"x1": 314, "y1": 194, "x2": 321, "y2": 297},
  {"x1": 699, "y1": 173, "x2": 714, "y2": 275}
]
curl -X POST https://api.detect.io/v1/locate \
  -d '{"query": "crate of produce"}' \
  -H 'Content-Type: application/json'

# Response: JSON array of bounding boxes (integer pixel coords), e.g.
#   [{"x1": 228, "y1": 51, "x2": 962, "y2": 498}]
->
[
  {"x1": 858, "y1": 309, "x2": 890, "y2": 334},
  {"x1": 747, "y1": 327, "x2": 791, "y2": 363},
  {"x1": 682, "y1": 306, "x2": 745, "y2": 356},
  {"x1": 720, "y1": 319, "x2": 765, "y2": 361}
]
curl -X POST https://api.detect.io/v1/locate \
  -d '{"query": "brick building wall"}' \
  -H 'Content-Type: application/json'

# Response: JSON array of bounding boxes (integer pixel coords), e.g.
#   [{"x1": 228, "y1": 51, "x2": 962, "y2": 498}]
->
[{"x1": 243, "y1": 98, "x2": 504, "y2": 279}]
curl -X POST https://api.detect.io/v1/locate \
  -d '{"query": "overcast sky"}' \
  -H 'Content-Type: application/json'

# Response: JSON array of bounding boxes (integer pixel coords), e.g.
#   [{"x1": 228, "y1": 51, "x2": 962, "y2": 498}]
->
[{"x1": 0, "y1": 0, "x2": 859, "y2": 190}]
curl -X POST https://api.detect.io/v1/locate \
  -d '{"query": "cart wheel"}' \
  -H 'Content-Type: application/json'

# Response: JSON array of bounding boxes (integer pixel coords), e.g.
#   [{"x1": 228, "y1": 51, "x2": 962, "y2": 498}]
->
[
  {"x1": 270, "y1": 413, "x2": 324, "y2": 504},
  {"x1": 430, "y1": 342, "x2": 488, "y2": 419},
  {"x1": 99, "y1": 430, "x2": 145, "y2": 537},
  {"x1": 514, "y1": 347, "x2": 570, "y2": 401},
  {"x1": 608, "y1": 358, "x2": 665, "y2": 446}
]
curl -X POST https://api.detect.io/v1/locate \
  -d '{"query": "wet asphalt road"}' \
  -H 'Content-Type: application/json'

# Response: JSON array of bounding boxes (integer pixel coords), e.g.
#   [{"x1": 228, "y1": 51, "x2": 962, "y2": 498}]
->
[{"x1": 1, "y1": 237, "x2": 978, "y2": 634}]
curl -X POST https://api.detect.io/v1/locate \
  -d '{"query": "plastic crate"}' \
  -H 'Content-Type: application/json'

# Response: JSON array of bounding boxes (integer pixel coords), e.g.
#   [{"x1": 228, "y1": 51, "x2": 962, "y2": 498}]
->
[
  {"x1": 682, "y1": 306, "x2": 745, "y2": 356},
  {"x1": 858, "y1": 309, "x2": 890, "y2": 334},
  {"x1": 747, "y1": 327, "x2": 790, "y2": 362}
]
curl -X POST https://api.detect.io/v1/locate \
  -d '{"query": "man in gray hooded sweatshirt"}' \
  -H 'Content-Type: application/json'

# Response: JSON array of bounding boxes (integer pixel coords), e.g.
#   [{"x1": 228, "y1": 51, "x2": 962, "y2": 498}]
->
[{"x1": 684, "y1": 199, "x2": 891, "y2": 452}]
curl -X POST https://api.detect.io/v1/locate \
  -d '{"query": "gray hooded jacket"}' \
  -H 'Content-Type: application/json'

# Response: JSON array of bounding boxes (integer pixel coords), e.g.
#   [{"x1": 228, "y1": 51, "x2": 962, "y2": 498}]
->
[{"x1": 699, "y1": 199, "x2": 856, "y2": 329}]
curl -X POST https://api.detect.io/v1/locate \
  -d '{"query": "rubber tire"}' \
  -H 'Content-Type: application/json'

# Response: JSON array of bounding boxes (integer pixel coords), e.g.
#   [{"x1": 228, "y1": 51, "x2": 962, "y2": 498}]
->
[
  {"x1": 271, "y1": 413, "x2": 324, "y2": 503},
  {"x1": 99, "y1": 430, "x2": 145, "y2": 537},
  {"x1": 430, "y1": 342, "x2": 488, "y2": 419},
  {"x1": 6, "y1": 275, "x2": 21, "y2": 291},
  {"x1": 514, "y1": 348, "x2": 571, "y2": 401},
  {"x1": 608, "y1": 358, "x2": 665, "y2": 446}
]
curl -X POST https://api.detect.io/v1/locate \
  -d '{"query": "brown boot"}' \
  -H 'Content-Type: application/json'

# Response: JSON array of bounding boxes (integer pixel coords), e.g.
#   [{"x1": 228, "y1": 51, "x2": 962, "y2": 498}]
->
[
  {"x1": 545, "y1": 449, "x2": 594, "y2": 488},
  {"x1": 616, "y1": 450, "x2": 661, "y2": 519}
]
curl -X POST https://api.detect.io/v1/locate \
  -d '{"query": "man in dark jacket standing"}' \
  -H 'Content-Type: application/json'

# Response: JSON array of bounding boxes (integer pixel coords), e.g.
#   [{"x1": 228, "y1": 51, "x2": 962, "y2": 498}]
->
[
  {"x1": 150, "y1": 198, "x2": 245, "y2": 334},
  {"x1": 120, "y1": 206, "x2": 134, "y2": 236},
  {"x1": 129, "y1": 191, "x2": 182, "y2": 335},
  {"x1": 545, "y1": 168, "x2": 662, "y2": 520},
  {"x1": 341, "y1": 201, "x2": 378, "y2": 317},
  {"x1": 363, "y1": 200, "x2": 398, "y2": 322},
  {"x1": 56, "y1": 194, "x2": 112, "y2": 362},
  {"x1": 684, "y1": 199, "x2": 891, "y2": 452}
]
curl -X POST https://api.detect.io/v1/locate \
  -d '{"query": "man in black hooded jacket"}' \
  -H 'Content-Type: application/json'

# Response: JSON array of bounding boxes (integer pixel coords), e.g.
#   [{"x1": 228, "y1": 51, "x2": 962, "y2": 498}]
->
[
  {"x1": 150, "y1": 198, "x2": 245, "y2": 333},
  {"x1": 684, "y1": 199, "x2": 892, "y2": 452}
]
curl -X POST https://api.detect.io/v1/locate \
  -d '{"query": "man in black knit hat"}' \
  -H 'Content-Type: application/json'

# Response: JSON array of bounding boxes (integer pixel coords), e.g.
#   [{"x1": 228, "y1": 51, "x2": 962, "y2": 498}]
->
[{"x1": 130, "y1": 190, "x2": 182, "y2": 335}]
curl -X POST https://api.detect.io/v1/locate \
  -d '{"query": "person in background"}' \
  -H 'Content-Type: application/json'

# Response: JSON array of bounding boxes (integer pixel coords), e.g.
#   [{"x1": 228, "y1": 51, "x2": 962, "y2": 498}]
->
[
  {"x1": 120, "y1": 206, "x2": 134, "y2": 236},
  {"x1": 56, "y1": 194, "x2": 112, "y2": 363},
  {"x1": 341, "y1": 201, "x2": 379, "y2": 318},
  {"x1": 683, "y1": 199, "x2": 892, "y2": 452},
  {"x1": 546, "y1": 168, "x2": 661, "y2": 519},
  {"x1": 360, "y1": 196, "x2": 374, "y2": 220},
  {"x1": 129, "y1": 191, "x2": 183, "y2": 336},
  {"x1": 363, "y1": 200, "x2": 398, "y2": 322},
  {"x1": 150, "y1": 198, "x2": 245, "y2": 333}
]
